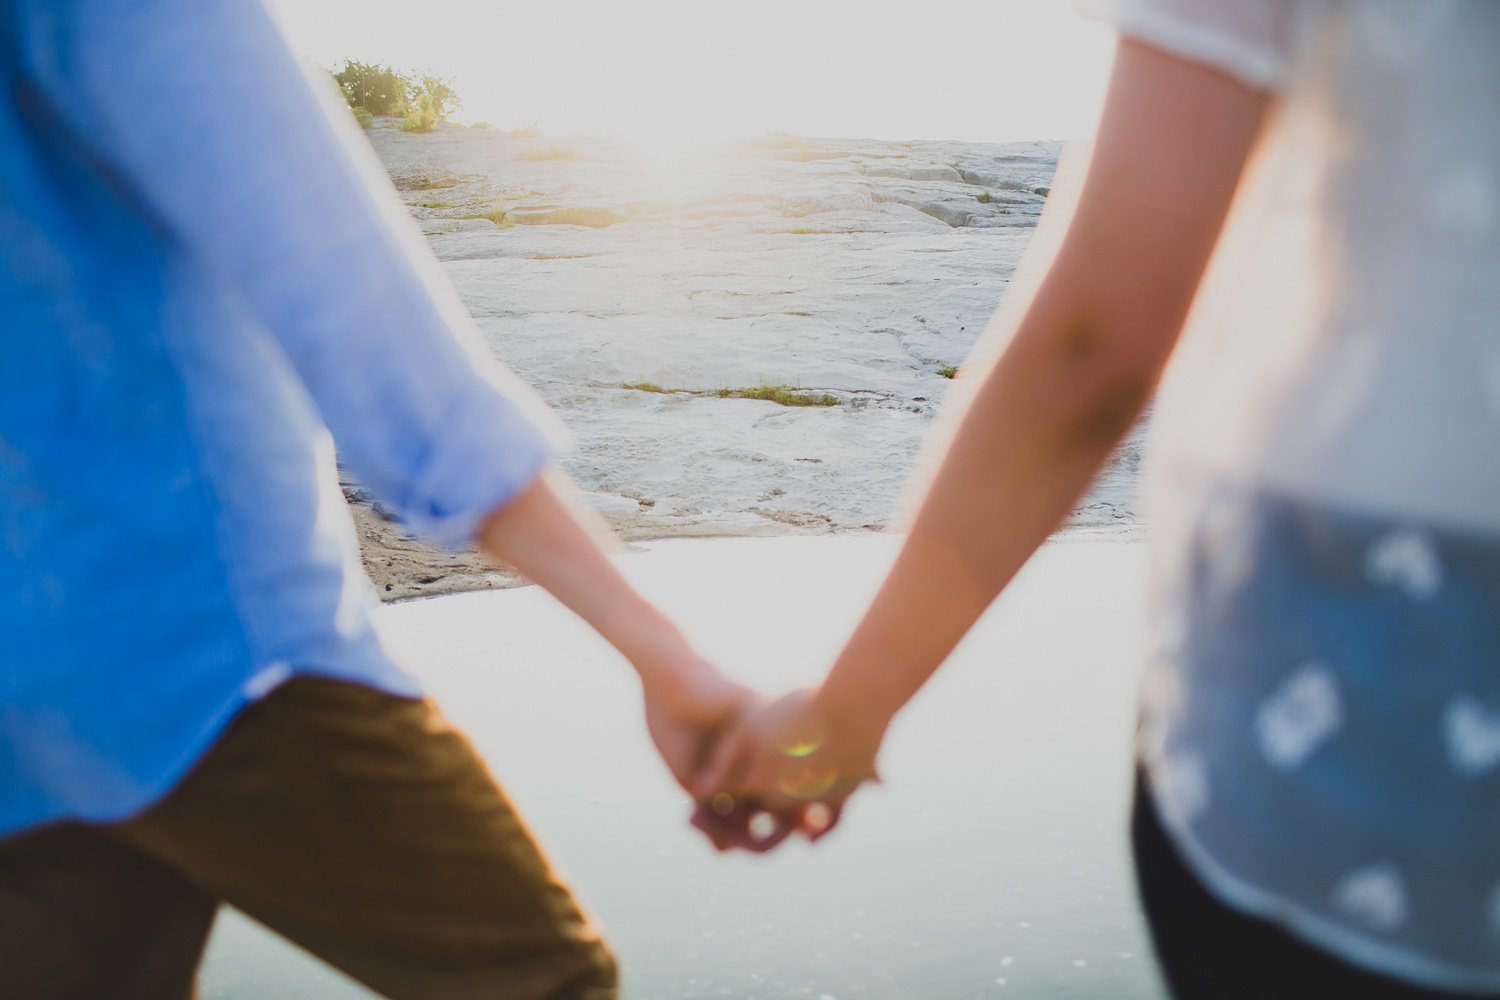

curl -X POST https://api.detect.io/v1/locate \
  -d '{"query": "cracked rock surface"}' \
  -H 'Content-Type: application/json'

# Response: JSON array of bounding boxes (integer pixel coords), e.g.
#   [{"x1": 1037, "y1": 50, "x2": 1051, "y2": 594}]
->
[{"x1": 352, "y1": 122, "x2": 1142, "y2": 600}]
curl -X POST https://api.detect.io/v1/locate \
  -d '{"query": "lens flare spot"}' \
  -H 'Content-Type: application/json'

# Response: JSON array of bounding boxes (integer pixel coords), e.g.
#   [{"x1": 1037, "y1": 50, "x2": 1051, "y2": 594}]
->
[
  {"x1": 711, "y1": 792, "x2": 735, "y2": 817},
  {"x1": 781, "y1": 737, "x2": 823, "y2": 758},
  {"x1": 803, "y1": 801, "x2": 833, "y2": 834},
  {"x1": 777, "y1": 760, "x2": 838, "y2": 799},
  {"x1": 749, "y1": 811, "x2": 778, "y2": 841}
]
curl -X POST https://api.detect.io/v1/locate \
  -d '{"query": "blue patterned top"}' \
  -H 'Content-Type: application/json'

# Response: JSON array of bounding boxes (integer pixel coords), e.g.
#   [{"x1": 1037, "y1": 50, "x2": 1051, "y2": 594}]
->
[
  {"x1": 1087, "y1": 0, "x2": 1500, "y2": 990},
  {"x1": 0, "y1": 0, "x2": 556, "y2": 835}
]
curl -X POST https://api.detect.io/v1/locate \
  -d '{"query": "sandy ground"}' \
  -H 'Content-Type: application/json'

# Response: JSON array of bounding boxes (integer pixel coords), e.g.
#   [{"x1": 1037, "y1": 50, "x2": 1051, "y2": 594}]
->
[
  {"x1": 345, "y1": 122, "x2": 1144, "y2": 601},
  {"x1": 199, "y1": 534, "x2": 1165, "y2": 1000}
]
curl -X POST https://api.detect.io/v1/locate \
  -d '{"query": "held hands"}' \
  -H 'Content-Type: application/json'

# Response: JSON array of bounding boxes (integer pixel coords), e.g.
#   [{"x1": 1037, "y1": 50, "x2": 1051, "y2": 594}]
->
[
  {"x1": 474, "y1": 475, "x2": 880, "y2": 853},
  {"x1": 689, "y1": 686, "x2": 884, "y2": 852}
]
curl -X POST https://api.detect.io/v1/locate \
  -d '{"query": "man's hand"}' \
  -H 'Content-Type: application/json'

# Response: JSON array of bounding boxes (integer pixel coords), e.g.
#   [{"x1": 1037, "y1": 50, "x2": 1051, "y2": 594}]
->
[{"x1": 639, "y1": 656, "x2": 760, "y2": 793}]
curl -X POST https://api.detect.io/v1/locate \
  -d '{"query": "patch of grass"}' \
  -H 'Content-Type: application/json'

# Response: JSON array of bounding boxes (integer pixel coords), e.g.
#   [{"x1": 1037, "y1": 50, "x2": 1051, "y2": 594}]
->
[
  {"x1": 619, "y1": 381, "x2": 839, "y2": 407},
  {"x1": 516, "y1": 206, "x2": 623, "y2": 228},
  {"x1": 975, "y1": 190, "x2": 995, "y2": 204},
  {"x1": 784, "y1": 228, "x2": 827, "y2": 235},
  {"x1": 937, "y1": 363, "x2": 960, "y2": 379},
  {"x1": 715, "y1": 384, "x2": 838, "y2": 407},
  {"x1": 461, "y1": 200, "x2": 513, "y2": 228},
  {"x1": 518, "y1": 144, "x2": 580, "y2": 161},
  {"x1": 471, "y1": 121, "x2": 494, "y2": 130},
  {"x1": 512, "y1": 121, "x2": 542, "y2": 138},
  {"x1": 420, "y1": 200, "x2": 454, "y2": 208},
  {"x1": 351, "y1": 105, "x2": 373, "y2": 129}
]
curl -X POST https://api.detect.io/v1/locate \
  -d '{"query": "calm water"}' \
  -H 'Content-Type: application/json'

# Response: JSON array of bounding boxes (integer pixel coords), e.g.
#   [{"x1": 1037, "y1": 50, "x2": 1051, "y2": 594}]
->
[{"x1": 200, "y1": 536, "x2": 1166, "y2": 1000}]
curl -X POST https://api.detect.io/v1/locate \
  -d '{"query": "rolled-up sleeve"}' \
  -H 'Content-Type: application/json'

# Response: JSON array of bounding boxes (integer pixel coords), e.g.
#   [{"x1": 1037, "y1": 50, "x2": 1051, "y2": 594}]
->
[
  {"x1": 1078, "y1": 0, "x2": 1298, "y2": 92},
  {"x1": 39, "y1": 0, "x2": 561, "y2": 545}
]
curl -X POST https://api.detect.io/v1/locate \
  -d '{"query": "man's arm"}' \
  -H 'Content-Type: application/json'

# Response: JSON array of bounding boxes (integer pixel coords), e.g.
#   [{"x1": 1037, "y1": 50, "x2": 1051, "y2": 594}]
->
[
  {"x1": 54, "y1": 0, "x2": 553, "y2": 544},
  {"x1": 477, "y1": 472, "x2": 756, "y2": 791},
  {"x1": 700, "y1": 40, "x2": 1270, "y2": 822},
  {"x1": 48, "y1": 0, "x2": 753, "y2": 796}
]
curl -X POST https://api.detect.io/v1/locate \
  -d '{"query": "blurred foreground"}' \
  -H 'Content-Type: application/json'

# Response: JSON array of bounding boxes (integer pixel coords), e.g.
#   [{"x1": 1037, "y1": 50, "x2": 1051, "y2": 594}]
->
[{"x1": 201, "y1": 534, "x2": 1165, "y2": 999}]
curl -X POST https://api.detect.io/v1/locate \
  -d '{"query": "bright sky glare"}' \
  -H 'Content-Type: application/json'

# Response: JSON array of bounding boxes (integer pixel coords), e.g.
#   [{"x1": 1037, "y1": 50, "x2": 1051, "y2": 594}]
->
[{"x1": 268, "y1": 0, "x2": 1116, "y2": 144}]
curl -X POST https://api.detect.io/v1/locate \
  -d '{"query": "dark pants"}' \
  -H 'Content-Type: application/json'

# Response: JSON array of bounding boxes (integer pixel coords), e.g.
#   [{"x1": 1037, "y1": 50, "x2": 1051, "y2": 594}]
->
[
  {"x1": 0, "y1": 678, "x2": 617, "y2": 1000},
  {"x1": 1132, "y1": 774, "x2": 1493, "y2": 1000}
]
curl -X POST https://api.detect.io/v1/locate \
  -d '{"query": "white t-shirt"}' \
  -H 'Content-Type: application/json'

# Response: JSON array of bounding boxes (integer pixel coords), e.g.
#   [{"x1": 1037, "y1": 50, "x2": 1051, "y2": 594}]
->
[{"x1": 1088, "y1": 0, "x2": 1500, "y2": 990}]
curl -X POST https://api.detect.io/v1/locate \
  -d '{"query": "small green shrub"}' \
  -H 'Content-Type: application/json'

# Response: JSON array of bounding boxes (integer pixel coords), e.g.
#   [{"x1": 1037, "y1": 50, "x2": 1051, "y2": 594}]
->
[
  {"x1": 416, "y1": 74, "x2": 461, "y2": 120},
  {"x1": 623, "y1": 381, "x2": 667, "y2": 393},
  {"x1": 420, "y1": 200, "x2": 454, "y2": 208},
  {"x1": 511, "y1": 121, "x2": 542, "y2": 138},
  {"x1": 333, "y1": 61, "x2": 461, "y2": 131},
  {"x1": 975, "y1": 190, "x2": 995, "y2": 203},
  {"x1": 398, "y1": 92, "x2": 439, "y2": 133},
  {"x1": 471, "y1": 121, "x2": 494, "y2": 130},
  {"x1": 334, "y1": 60, "x2": 409, "y2": 116},
  {"x1": 351, "y1": 105, "x2": 373, "y2": 129},
  {"x1": 937, "y1": 363, "x2": 959, "y2": 379}
]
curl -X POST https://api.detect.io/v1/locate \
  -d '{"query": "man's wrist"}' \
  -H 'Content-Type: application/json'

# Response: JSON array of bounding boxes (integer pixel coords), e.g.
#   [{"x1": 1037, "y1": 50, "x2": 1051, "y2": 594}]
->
[{"x1": 606, "y1": 597, "x2": 704, "y2": 694}]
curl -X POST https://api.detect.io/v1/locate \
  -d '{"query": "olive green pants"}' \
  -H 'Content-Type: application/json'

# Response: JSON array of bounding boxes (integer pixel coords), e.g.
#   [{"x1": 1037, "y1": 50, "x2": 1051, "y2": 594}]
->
[{"x1": 0, "y1": 677, "x2": 617, "y2": 1000}]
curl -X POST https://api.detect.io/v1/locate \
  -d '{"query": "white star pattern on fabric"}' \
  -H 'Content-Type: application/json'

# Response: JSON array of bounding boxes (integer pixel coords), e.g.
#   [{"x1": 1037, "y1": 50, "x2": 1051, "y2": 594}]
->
[
  {"x1": 1256, "y1": 663, "x2": 1343, "y2": 771},
  {"x1": 1442, "y1": 696, "x2": 1500, "y2": 777},
  {"x1": 1333, "y1": 864, "x2": 1408, "y2": 932},
  {"x1": 1366, "y1": 529, "x2": 1443, "y2": 601}
]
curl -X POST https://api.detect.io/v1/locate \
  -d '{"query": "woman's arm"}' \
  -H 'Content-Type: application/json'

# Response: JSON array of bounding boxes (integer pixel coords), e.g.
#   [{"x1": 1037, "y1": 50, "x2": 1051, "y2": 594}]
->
[{"x1": 700, "y1": 39, "x2": 1270, "y2": 829}]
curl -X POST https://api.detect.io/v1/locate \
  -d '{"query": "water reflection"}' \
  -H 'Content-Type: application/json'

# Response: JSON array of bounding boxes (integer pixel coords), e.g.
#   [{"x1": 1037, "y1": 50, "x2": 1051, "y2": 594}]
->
[{"x1": 200, "y1": 535, "x2": 1164, "y2": 999}]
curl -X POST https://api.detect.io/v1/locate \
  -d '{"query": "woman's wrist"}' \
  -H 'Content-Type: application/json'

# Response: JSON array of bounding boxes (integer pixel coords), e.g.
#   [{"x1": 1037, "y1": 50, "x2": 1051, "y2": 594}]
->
[{"x1": 812, "y1": 674, "x2": 896, "y2": 761}]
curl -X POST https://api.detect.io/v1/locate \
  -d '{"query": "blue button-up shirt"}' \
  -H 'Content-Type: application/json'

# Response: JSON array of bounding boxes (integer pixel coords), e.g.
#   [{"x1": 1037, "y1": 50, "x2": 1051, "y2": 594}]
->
[{"x1": 0, "y1": 0, "x2": 557, "y2": 836}]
